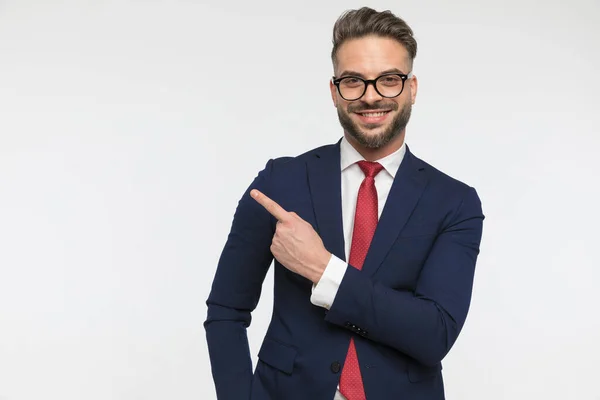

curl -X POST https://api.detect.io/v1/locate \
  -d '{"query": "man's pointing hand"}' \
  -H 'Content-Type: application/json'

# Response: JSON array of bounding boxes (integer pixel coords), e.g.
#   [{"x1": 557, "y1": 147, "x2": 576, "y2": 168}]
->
[{"x1": 251, "y1": 189, "x2": 331, "y2": 284}]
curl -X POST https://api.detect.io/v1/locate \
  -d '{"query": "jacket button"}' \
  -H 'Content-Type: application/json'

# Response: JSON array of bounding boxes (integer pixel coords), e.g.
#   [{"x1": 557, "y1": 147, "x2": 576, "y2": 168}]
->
[{"x1": 330, "y1": 361, "x2": 341, "y2": 373}]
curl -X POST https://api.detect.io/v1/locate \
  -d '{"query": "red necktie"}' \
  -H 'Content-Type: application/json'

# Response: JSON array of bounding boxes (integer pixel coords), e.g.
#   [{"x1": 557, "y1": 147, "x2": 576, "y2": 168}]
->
[{"x1": 339, "y1": 161, "x2": 384, "y2": 400}]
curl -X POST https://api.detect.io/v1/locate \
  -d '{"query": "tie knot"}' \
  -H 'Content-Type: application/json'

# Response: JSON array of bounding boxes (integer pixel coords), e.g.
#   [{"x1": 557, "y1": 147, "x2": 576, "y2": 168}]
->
[{"x1": 357, "y1": 160, "x2": 384, "y2": 178}]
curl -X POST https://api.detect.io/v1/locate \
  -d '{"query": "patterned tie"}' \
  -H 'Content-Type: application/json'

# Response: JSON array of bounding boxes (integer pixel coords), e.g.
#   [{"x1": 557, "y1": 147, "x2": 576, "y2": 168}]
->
[{"x1": 339, "y1": 160, "x2": 384, "y2": 400}]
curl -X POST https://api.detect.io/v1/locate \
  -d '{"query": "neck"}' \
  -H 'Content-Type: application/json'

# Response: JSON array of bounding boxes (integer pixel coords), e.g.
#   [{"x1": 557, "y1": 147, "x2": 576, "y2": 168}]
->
[{"x1": 344, "y1": 131, "x2": 406, "y2": 161}]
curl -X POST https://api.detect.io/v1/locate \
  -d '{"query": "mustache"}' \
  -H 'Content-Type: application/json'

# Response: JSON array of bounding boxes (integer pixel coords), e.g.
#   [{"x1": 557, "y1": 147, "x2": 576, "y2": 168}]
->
[{"x1": 347, "y1": 102, "x2": 398, "y2": 113}]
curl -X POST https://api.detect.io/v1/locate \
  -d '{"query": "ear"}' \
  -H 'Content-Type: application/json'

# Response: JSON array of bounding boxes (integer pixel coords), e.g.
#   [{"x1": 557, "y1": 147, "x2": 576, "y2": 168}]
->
[
  {"x1": 409, "y1": 74, "x2": 418, "y2": 105},
  {"x1": 329, "y1": 79, "x2": 338, "y2": 107}
]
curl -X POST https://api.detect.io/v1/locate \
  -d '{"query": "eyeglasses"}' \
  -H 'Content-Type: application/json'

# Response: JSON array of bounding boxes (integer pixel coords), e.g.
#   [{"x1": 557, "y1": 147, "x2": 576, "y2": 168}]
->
[{"x1": 332, "y1": 72, "x2": 413, "y2": 101}]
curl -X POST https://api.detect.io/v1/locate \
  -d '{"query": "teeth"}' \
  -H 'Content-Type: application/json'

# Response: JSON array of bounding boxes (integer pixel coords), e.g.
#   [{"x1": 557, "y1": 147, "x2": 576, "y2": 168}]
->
[{"x1": 361, "y1": 112, "x2": 387, "y2": 117}]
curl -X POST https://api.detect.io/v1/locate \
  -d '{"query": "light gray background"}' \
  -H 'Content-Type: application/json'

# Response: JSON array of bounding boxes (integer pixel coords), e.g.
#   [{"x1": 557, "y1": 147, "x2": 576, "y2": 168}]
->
[{"x1": 1, "y1": 1, "x2": 599, "y2": 399}]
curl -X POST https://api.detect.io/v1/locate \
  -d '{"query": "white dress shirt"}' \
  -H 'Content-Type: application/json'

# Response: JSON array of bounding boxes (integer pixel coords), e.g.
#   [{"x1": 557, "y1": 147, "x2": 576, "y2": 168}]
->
[{"x1": 310, "y1": 135, "x2": 406, "y2": 399}]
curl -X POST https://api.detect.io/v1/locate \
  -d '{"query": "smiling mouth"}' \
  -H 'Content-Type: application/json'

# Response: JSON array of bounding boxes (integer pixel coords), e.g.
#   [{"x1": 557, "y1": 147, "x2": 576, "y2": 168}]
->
[
  {"x1": 357, "y1": 111, "x2": 391, "y2": 117},
  {"x1": 353, "y1": 110, "x2": 393, "y2": 124}
]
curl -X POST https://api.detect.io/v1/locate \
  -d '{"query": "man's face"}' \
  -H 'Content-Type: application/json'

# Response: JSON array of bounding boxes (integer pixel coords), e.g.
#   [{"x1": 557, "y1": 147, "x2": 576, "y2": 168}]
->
[{"x1": 330, "y1": 36, "x2": 418, "y2": 149}]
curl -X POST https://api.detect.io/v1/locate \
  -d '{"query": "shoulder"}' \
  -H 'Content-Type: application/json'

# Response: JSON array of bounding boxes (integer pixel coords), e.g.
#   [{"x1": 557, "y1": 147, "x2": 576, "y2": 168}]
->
[
  {"x1": 408, "y1": 148, "x2": 482, "y2": 209},
  {"x1": 263, "y1": 141, "x2": 338, "y2": 173},
  {"x1": 274, "y1": 142, "x2": 335, "y2": 164},
  {"x1": 407, "y1": 150, "x2": 472, "y2": 191}
]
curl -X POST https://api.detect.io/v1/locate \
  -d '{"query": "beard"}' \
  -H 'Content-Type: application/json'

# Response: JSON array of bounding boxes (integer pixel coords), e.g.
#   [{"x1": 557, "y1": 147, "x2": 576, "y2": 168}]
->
[{"x1": 337, "y1": 100, "x2": 412, "y2": 149}]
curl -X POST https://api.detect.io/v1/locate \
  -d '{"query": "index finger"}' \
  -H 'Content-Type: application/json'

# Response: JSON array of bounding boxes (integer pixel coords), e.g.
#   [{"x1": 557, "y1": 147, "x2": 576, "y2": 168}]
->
[{"x1": 251, "y1": 189, "x2": 289, "y2": 222}]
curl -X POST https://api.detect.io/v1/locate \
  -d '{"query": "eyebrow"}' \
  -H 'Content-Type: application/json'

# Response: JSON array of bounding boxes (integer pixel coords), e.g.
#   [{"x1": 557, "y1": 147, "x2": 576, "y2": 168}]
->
[{"x1": 338, "y1": 68, "x2": 407, "y2": 78}]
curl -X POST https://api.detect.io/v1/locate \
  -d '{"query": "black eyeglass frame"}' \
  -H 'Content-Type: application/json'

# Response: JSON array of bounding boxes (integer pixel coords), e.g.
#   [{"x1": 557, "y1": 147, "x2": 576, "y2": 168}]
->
[{"x1": 331, "y1": 72, "x2": 414, "y2": 101}]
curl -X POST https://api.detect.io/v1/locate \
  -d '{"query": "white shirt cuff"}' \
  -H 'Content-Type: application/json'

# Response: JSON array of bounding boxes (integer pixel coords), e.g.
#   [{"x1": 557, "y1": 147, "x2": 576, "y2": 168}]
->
[{"x1": 310, "y1": 254, "x2": 347, "y2": 310}]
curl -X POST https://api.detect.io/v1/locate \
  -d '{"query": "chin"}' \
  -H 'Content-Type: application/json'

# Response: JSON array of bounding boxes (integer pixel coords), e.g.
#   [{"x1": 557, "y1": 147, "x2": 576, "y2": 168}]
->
[{"x1": 359, "y1": 125, "x2": 389, "y2": 137}]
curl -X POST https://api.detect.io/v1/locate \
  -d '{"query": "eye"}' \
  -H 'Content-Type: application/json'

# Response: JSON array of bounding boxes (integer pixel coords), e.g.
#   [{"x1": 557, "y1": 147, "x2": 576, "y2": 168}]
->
[
  {"x1": 379, "y1": 75, "x2": 402, "y2": 86},
  {"x1": 340, "y1": 77, "x2": 363, "y2": 87}
]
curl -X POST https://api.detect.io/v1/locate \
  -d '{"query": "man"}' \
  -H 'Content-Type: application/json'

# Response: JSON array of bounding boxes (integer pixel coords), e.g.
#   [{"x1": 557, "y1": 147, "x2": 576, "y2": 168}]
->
[{"x1": 205, "y1": 7, "x2": 484, "y2": 400}]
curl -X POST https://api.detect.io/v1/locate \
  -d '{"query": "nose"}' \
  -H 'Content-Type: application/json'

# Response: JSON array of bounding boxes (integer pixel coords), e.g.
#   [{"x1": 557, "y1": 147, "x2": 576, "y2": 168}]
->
[{"x1": 362, "y1": 81, "x2": 383, "y2": 103}]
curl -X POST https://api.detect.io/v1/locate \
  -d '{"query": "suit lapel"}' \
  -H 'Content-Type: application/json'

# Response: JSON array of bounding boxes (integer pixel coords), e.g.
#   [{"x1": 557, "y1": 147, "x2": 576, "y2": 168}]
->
[
  {"x1": 306, "y1": 139, "x2": 346, "y2": 262},
  {"x1": 361, "y1": 147, "x2": 429, "y2": 277}
]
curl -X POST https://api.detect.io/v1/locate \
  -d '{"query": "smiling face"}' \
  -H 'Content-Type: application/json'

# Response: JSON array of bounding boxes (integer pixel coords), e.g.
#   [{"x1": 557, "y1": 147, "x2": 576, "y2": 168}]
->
[{"x1": 330, "y1": 35, "x2": 418, "y2": 153}]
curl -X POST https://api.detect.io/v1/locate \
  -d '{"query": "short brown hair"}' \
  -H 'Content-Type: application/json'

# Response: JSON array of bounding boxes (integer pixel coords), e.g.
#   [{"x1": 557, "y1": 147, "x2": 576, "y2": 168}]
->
[{"x1": 331, "y1": 7, "x2": 417, "y2": 71}]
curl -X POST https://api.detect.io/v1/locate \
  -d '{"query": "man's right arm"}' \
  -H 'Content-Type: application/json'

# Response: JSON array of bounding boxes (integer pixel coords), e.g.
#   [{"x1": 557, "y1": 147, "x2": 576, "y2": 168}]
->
[{"x1": 204, "y1": 159, "x2": 275, "y2": 400}]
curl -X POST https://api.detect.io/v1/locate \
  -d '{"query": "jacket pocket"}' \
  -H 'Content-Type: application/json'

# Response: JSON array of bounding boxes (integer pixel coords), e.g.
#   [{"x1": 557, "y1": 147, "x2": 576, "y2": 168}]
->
[
  {"x1": 258, "y1": 336, "x2": 298, "y2": 375},
  {"x1": 407, "y1": 363, "x2": 442, "y2": 383}
]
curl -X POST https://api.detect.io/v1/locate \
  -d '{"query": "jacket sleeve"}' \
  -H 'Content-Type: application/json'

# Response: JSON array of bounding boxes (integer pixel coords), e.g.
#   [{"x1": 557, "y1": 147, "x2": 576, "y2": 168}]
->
[
  {"x1": 204, "y1": 159, "x2": 275, "y2": 399},
  {"x1": 324, "y1": 186, "x2": 484, "y2": 366}
]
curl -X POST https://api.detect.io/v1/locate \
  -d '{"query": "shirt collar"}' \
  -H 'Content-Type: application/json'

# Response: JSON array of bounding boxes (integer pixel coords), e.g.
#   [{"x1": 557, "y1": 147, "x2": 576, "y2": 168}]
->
[{"x1": 340, "y1": 135, "x2": 406, "y2": 178}]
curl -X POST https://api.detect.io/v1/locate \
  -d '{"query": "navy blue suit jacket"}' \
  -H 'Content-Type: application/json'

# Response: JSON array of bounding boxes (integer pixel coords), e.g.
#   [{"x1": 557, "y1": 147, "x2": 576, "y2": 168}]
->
[{"x1": 205, "y1": 139, "x2": 484, "y2": 399}]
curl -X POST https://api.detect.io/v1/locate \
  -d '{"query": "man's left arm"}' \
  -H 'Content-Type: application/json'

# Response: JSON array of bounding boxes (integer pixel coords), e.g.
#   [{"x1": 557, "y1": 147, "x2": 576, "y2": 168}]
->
[{"x1": 323, "y1": 186, "x2": 484, "y2": 367}]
